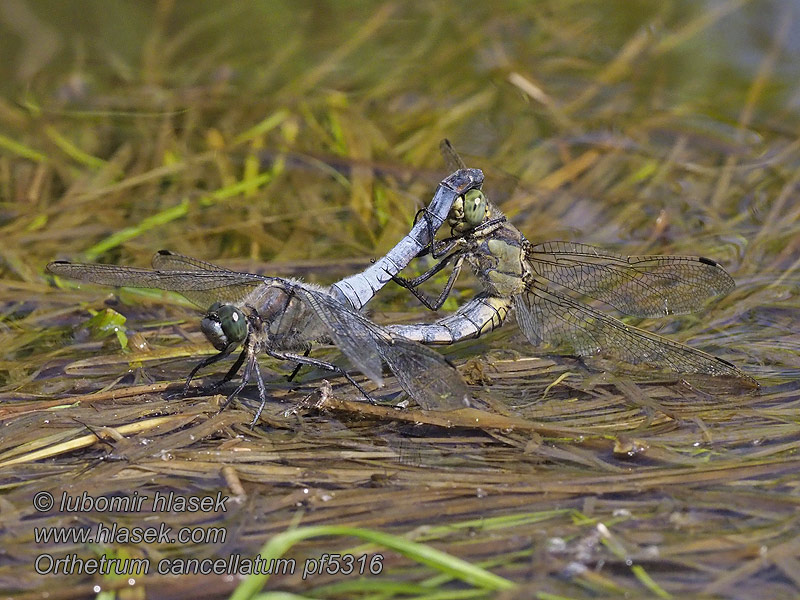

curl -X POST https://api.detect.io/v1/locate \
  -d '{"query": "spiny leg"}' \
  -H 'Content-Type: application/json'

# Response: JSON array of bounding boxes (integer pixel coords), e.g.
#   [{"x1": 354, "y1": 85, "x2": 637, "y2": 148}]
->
[
  {"x1": 183, "y1": 344, "x2": 237, "y2": 395},
  {"x1": 472, "y1": 215, "x2": 507, "y2": 234},
  {"x1": 391, "y1": 250, "x2": 458, "y2": 288},
  {"x1": 206, "y1": 345, "x2": 248, "y2": 393},
  {"x1": 250, "y1": 360, "x2": 269, "y2": 428},
  {"x1": 427, "y1": 212, "x2": 507, "y2": 259},
  {"x1": 219, "y1": 352, "x2": 255, "y2": 412},
  {"x1": 412, "y1": 208, "x2": 436, "y2": 258},
  {"x1": 390, "y1": 254, "x2": 465, "y2": 311},
  {"x1": 412, "y1": 207, "x2": 461, "y2": 259},
  {"x1": 287, "y1": 347, "x2": 312, "y2": 382},
  {"x1": 268, "y1": 350, "x2": 376, "y2": 404},
  {"x1": 435, "y1": 215, "x2": 507, "y2": 249},
  {"x1": 431, "y1": 236, "x2": 461, "y2": 259}
]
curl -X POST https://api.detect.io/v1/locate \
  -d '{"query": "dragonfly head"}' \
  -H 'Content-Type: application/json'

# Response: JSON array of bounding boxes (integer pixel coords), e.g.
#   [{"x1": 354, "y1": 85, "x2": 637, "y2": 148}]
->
[
  {"x1": 449, "y1": 189, "x2": 489, "y2": 234},
  {"x1": 201, "y1": 302, "x2": 248, "y2": 351}
]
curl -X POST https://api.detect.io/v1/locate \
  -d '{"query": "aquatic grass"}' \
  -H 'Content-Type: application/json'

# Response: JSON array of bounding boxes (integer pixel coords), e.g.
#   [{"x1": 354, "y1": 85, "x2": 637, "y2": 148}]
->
[
  {"x1": 42, "y1": 124, "x2": 108, "y2": 171},
  {"x1": 229, "y1": 525, "x2": 514, "y2": 600},
  {"x1": 0, "y1": 415, "x2": 190, "y2": 469},
  {"x1": 82, "y1": 170, "x2": 277, "y2": 260},
  {"x1": 0, "y1": 132, "x2": 48, "y2": 163}
]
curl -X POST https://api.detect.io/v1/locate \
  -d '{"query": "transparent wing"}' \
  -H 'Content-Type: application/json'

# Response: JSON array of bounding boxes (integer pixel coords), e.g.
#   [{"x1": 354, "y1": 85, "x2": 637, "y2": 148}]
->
[
  {"x1": 288, "y1": 283, "x2": 384, "y2": 384},
  {"x1": 439, "y1": 139, "x2": 522, "y2": 208},
  {"x1": 46, "y1": 260, "x2": 269, "y2": 310},
  {"x1": 526, "y1": 241, "x2": 735, "y2": 317},
  {"x1": 440, "y1": 139, "x2": 468, "y2": 171},
  {"x1": 151, "y1": 250, "x2": 235, "y2": 273},
  {"x1": 290, "y1": 283, "x2": 470, "y2": 409},
  {"x1": 378, "y1": 334, "x2": 471, "y2": 410},
  {"x1": 514, "y1": 279, "x2": 750, "y2": 380}
]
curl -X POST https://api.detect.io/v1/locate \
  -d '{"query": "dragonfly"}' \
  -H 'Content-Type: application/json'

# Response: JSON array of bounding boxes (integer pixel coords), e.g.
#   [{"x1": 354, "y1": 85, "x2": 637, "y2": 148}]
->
[
  {"x1": 331, "y1": 165, "x2": 483, "y2": 311},
  {"x1": 387, "y1": 140, "x2": 755, "y2": 384},
  {"x1": 47, "y1": 167, "x2": 486, "y2": 426}
]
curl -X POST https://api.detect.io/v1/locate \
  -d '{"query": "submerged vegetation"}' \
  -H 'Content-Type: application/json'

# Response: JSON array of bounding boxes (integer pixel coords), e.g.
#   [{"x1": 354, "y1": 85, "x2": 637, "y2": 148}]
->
[{"x1": 1, "y1": 1, "x2": 798, "y2": 598}]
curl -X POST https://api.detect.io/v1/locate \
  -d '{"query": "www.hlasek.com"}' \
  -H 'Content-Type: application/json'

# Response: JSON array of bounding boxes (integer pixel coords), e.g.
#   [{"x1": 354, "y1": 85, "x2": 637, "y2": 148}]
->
[
  {"x1": 32, "y1": 491, "x2": 384, "y2": 578},
  {"x1": 33, "y1": 490, "x2": 230, "y2": 546}
]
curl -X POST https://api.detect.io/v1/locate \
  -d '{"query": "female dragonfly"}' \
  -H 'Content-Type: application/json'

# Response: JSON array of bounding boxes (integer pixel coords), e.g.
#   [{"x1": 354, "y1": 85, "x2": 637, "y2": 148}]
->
[{"x1": 387, "y1": 141, "x2": 755, "y2": 384}]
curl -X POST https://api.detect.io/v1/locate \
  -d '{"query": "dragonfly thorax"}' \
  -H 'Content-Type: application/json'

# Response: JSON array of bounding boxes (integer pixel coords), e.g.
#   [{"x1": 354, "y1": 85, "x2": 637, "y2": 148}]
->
[
  {"x1": 449, "y1": 189, "x2": 490, "y2": 233},
  {"x1": 201, "y1": 302, "x2": 248, "y2": 350}
]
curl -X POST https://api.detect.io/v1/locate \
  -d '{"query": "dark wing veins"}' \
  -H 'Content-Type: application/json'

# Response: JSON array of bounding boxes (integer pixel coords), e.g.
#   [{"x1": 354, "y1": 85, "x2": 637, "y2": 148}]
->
[
  {"x1": 291, "y1": 283, "x2": 471, "y2": 410},
  {"x1": 526, "y1": 241, "x2": 735, "y2": 317},
  {"x1": 513, "y1": 278, "x2": 752, "y2": 381}
]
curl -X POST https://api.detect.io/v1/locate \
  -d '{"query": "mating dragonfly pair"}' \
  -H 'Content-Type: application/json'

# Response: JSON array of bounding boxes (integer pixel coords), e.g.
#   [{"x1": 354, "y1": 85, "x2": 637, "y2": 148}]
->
[{"x1": 47, "y1": 143, "x2": 753, "y2": 426}]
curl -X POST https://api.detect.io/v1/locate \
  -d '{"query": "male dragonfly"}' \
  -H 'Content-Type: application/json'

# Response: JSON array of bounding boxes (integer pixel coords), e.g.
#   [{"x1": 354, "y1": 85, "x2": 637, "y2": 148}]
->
[
  {"x1": 47, "y1": 167, "x2": 485, "y2": 426},
  {"x1": 388, "y1": 141, "x2": 755, "y2": 384}
]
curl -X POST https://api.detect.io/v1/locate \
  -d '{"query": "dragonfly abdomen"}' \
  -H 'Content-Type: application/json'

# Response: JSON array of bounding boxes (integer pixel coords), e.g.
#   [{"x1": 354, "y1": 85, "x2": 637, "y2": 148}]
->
[{"x1": 387, "y1": 294, "x2": 511, "y2": 345}]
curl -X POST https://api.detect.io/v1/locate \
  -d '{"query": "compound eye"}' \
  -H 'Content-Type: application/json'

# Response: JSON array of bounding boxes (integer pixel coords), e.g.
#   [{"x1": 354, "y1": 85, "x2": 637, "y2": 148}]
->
[
  {"x1": 462, "y1": 189, "x2": 487, "y2": 227},
  {"x1": 218, "y1": 305, "x2": 247, "y2": 345},
  {"x1": 200, "y1": 304, "x2": 247, "y2": 350},
  {"x1": 201, "y1": 315, "x2": 227, "y2": 350}
]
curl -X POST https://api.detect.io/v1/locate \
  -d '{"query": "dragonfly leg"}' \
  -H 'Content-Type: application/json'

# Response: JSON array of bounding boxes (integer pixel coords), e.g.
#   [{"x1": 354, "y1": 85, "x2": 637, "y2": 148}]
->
[
  {"x1": 410, "y1": 208, "x2": 436, "y2": 259},
  {"x1": 391, "y1": 250, "x2": 457, "y2": 288},
  {"x1": 250, "y1": 360, "x2": 269, "y2": 428},
  {"x1": 205, "y1": 345, "x2": 249, "y2": 394},
  {"x1": 431, "y1": 237, "x2": 461, "y2": 259},
  {"x1": 472, "y1": 216, "x2": 507, "y2": 235},
  {"x1": 287, "y1": 347, "x2": 312, "y2": 382},
  {"x1": 268, "y1": 350, "x2": 376, "y2": 404},
  {"x1": 424, "y1": 216, "x2": 506, "y2": 256},
  {"x1": 426, "y1": 217, "x2": 504, "y2": 259},
  {"x1": 391, "y1": 254, "x2": 465, "y2": 311},
  {"x1": 183, "y1": 343, "x2": 237, "y2": 395},
  {"x1": 411, "y1": 205, "x2": 467, "y2": 259},
  {"x1": 219, "y1": 353, "x2": 255, "y2": 412}
]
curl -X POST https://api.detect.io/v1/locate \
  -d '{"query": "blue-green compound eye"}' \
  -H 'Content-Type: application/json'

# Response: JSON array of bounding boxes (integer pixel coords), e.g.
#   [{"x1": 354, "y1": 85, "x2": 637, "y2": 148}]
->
[
  {"x1": 201, "y1": 303, "x2": 247, "y2": 350},
  {"x1": 463, "y1": 189, "x2": 488, "y2": 227},
  {"x1": 218, "y1": 305, "x2": 247, "y2": 344}
]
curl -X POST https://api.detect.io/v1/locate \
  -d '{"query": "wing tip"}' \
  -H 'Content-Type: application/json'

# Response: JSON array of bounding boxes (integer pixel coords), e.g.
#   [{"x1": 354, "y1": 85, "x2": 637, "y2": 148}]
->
[
  {"x1": 46, "y1": 261, "x2": 72, "y2": 274},
  {"x1": 698, "y1": 256, "x2": 719, "y2": 267}
]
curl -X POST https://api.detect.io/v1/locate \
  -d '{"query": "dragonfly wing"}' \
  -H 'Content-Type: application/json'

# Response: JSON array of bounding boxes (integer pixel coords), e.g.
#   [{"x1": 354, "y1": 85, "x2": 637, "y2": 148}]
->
[
  {"x1": 377, "y1": 334, "x2": 471, "y2": 410},
  {"x1": 514, "y1": 280, "x2": 750, "y2": 380},
  {"x1": 526, "y1": 241, "x2": 735, "y2": 317},
  {"x1": 47, "y1": 261, "x2": 268, "y2": 310},
  {"x1": 151, "y1": 250, "x2": 234, "y2": 273},
  {"x1": 290, "y1": 284, "x2": 384, "y2": 384},
  {"x1": 440, "y1": 139, "x2": 468, "y2": 171},
  {"x1": 291, "y1": 283, "x2": 470, "y2": 409}
]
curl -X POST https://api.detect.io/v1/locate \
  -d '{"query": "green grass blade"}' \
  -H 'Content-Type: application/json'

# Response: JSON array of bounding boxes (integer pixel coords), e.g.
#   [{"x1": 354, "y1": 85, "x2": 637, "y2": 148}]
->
[{"x1": 229, "y1": 525, "x2": 515, "y2": 600}]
